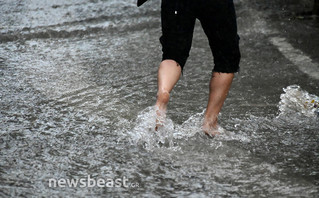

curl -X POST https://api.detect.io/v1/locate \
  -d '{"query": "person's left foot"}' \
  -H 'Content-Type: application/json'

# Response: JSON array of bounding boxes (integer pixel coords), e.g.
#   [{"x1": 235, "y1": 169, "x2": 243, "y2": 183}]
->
[{"x1": 155, "y1": 106, "x2": 166, "y2": 131}]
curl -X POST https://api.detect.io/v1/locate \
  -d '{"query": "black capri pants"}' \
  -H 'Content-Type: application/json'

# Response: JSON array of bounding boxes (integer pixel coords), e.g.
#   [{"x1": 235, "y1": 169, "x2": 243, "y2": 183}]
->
[{"x1": 160, "y1": 0, "x2": 241, "y2": 73}]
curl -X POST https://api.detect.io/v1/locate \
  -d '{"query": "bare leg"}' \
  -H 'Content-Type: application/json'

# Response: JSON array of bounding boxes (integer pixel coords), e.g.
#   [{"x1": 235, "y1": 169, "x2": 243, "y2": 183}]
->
[
  {"x1": 155, "y1": 60, "x2": 182, "y2": 130},
  {"x1": 203, "y1": 72, "x2": 234, "y2": 136}
]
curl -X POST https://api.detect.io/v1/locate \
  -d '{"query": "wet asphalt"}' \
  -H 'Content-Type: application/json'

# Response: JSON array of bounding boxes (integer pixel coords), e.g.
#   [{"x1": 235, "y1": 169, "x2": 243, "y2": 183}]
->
[{"x1": 0, "y1": 0, "x2": 319, "y2": 197}]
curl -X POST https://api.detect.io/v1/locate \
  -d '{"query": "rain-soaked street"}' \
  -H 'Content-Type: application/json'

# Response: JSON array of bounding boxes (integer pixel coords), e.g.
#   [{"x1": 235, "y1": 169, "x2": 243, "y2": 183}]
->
[{"x1": 1, "y1": 0, "x2": 319, "y2": 197}]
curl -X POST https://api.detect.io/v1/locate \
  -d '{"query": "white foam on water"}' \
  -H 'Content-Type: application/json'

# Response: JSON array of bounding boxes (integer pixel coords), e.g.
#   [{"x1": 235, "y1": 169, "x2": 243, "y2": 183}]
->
[
  {"x1": 278, "y1": 85, "x2": 319, "y2": 118},
  {"x1": 127, "y1": 106, "x2": 253, "y2": 151},
  {"x1": 227, "y1": 85, "x2": 319, "y2": 138},
  {"x1": 127, "y1": 106, "x2": 213, "y2": 151},
  {"x1": 127, "y1": 85, "x2": 319, "y2": 152},
  {"x1": 127, "y1": 106, "x2": 179, "y2": 151}
]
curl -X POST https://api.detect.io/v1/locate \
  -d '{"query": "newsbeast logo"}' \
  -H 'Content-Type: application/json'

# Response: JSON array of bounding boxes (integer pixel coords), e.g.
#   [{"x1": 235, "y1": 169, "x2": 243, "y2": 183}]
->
[{"x1": 48, "y1": 175, "x2": 139, "y2": 188}]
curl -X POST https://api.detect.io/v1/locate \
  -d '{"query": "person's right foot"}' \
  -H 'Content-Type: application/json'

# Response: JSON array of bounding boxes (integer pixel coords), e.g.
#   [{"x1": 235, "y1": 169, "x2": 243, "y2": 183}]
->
[
  {"x1": 202, "y1": 117, "x2": 220, "y2": 137},
  {"x1": 202, "y1": 125, "x2": 221, "y2": 137}
]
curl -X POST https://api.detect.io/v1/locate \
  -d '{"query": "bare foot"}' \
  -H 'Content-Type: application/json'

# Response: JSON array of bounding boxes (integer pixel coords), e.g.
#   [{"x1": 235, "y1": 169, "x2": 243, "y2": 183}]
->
[
  {"x1": 202, "y1": 125, "x2": 221, "y2": 137},
  {"x1": 202, "y1": 117, "x2": 220, "y2": 137},
  {"x1": 155, "y1": 106, "x2": 166, "y2": 131}
]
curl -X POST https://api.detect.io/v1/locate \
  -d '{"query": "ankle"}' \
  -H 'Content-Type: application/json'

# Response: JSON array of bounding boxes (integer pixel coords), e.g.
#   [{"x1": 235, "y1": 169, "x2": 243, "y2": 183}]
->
[
  {"x1": 156, "y1": 91, "x2": 170, "y2": 108},
  {"x1": 203, "y1": 115, "x2": 218, "y2": 128}
]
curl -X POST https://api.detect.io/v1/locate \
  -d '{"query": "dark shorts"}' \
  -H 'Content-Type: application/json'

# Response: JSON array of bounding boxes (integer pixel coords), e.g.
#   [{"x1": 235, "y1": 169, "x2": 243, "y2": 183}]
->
[{"x1": 160, "y1": 0, "x2": 241, "y2": 73}]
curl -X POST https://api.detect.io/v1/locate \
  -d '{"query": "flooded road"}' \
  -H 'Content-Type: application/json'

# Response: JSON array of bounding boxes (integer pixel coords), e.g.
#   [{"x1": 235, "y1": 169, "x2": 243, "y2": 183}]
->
[{"x1": 1, "y1": 0, "x2": 319, "y2": 197}]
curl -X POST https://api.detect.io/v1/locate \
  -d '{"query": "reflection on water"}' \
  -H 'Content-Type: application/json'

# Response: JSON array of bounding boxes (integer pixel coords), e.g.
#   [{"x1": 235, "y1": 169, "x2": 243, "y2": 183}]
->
[{"x1": 1, "y1": 0, "x2": 319, "y2": 197}]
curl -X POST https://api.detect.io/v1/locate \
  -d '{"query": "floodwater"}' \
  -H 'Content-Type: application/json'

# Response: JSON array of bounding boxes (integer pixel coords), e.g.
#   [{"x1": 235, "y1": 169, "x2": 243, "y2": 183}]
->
[{"x1": 1, "y1": 0, "x2": 319, "y2": 197}]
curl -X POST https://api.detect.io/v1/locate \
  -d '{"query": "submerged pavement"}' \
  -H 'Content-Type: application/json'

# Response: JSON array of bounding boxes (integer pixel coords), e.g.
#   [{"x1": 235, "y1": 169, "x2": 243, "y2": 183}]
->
[{"x1": 0, "y1": 0, "x2": 319, "y2": 197}]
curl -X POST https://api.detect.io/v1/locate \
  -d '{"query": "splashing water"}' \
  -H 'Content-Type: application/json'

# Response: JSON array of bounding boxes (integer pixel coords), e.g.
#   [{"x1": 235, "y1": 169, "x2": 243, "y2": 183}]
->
[
  {"x1": 127, "y1": 105, "x2": 252, "y2": 152},
  {"x1": 279, "y1": 85, "x2": 319, "y2": 118},
  {"x1": 127, "y1": 85, "x2": 319, "y2": 173},
  {"x1": 127, "y1": 106, "x2": 204, "y2": 151}
]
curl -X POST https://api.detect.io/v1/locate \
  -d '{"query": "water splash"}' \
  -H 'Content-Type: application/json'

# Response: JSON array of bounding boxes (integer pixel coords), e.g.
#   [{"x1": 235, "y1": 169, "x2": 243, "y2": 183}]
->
[
  {"x1": 127, "y1": 106, "x2": 250, "y2": 151},
  {"x1": 127, "y1": 106, "x2": 215, "y2": 151},
  {"x1": 127, "y1": 85, "x2": 318, "y2": 152},
  {"x1": 278, "y1": 85, "x2": 319, "y2": 118},
  {"x1": 127, "y1": 106, "x2": 177, "y2": 150}
]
